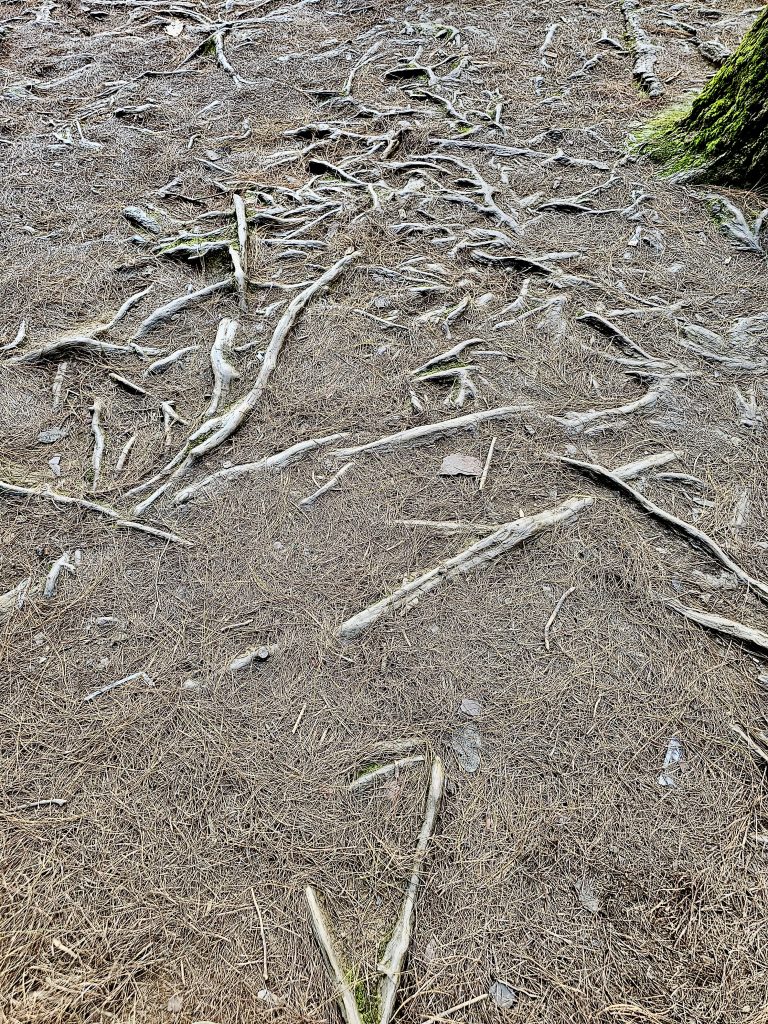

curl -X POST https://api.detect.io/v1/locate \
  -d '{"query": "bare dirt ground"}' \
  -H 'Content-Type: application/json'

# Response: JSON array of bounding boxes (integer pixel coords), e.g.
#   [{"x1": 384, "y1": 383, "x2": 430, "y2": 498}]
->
[{"x1": 1, "y1": 1, "x2": 768, "y2": 1022}]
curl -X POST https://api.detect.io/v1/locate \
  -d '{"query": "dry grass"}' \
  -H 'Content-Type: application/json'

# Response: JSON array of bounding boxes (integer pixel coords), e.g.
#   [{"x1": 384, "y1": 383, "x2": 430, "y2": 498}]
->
[{"x1": 1, "y1": 0, "x2": 768, "y2": 1022}]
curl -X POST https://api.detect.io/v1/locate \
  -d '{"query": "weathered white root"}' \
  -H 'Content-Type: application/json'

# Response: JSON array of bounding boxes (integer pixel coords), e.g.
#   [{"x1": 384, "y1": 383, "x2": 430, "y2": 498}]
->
[
  {"x1": 84, "y1": 671, "x2": 154, "y2": 703},
  {"x1": 560, "y1": 457, "x2": 768, "y2": 601},
  {"x1": 143, "y1": 345, "x2": 199, "y2": 376},
  {"x1": 664, "y1": 597, "x2": 768, "y2": 654},
  {"x1": 90, "y1": 399, "x2": 106, "y2": 492},
  {"x1": 227, "y1": 644, "x2": 275, "y2": 672},
  {"x1": 613, "y1": 450, "x2": 680, "y2": 480},
  {"x1": 339, "y1": 497, "x2": 593, "y2": 639},
  {"x1": 621, "y1": 0, "x2": 663, "y2": 96},
  {"x1": 233, "y1": 193, "x2": 249, "y2": 274},
  {"x1": 230, "y1": 246, "x2": 247, "y2": 310},
  {"x1": 95, "y1": 284, "x2": 155, "y2": 334},
  {"x1": 43, "y1": 550, "x2": 79, "y2": 598},
  {"x1": 544, "y1": 585, "x2": 575, "y2": 651},
  {"x1": 161, "y1": 402, "x2": 188, "y2": 447},
  {"x1": 349, "y1": 755, "x2": 426, "y2": 792},
  {"x1": 130, "y1": 279, "x2": 233, "y2": 341},
  {"x1": 304, "y1": 887, "x2": 364, "y2": 1024},
  {"x1": 173, "y1": 433, "x2": 348, "y2": 505},
  {"x1": 115, "y1": 434, "x2": 137, "y2": 474},
  {"x1": 52, "y1": 361, "x2": 68, "y2": 409},
  {"x1": 299, "y1": 462, "x2": 354, "y2": 508},
  {"x1": 109, "y1": 372, "x2": 147, "y2": 396},
  {"x1": 8, "y1": 335, "x2": 156, "y2": 365},
  {"x1": 332, "y1": 405, "x2": 532, "y2": 461},
  {"x1": 0, "y1": 577, "x2": 31, "y2": 616},
  {"x1": 1, "y1": 320, "x2": 26, "y2": 353},
  {"x1": 733, "y1": 386, "x2": 761, "y2": 428},
  {"x1": 415, "y1": 365, "x2": 478, "y2": 409},
  {"x1": 552, "y1": 391, "x2": 657, "y2": 432},
  {"x1": 411, "y1": 337, "x2": 484, "y2": 375},
  {"x1": 0, "y1": 479, "x2": 191, "y2": 547},
  {"x1": 131, "y1": 252, "x2": 359, "y2": 515},
  {"x1": 206, "y1": 318, "x2": 240, "y2": 416},
  {"x1": 378, "y1": 757, "x2": 445, "y2": 1024}
]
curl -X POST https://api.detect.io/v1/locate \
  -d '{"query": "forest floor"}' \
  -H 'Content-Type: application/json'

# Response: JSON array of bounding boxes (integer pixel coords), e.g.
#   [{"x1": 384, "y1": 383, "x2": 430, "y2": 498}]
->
[{"x1": 1, "y1": 1, "x2": 768, "y2": 1022}]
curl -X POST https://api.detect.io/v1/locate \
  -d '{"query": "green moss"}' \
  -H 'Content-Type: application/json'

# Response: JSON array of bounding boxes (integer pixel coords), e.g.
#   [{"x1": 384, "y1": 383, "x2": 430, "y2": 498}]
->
[
  {"x1": 354, "y1": 983, "x2": 379, "y2": 1024},
  {"x1": 637, "y1": 6, "x2": 768, "y2": 185}
]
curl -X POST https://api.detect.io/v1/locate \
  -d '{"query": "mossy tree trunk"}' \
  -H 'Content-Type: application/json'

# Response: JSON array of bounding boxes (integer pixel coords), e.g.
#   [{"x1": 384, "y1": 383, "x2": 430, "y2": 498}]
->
[{"x1": 642, "y1": 6, "x2": 768, "y2": 185}]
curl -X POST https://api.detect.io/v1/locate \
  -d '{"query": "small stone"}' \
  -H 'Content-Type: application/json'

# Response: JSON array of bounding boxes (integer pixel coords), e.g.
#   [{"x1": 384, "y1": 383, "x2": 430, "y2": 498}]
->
[
  {"x1": 459, "y1": 698, "x2": 482, "y2": 717},
  {"x1": 48, "y1": 455, "x2": 62, "y2": 477},
  {"x1": 181, "y1": 678, "x2": 202, "y2": 691},
  {"x1": 37, "y1": 427, "x2": 68, "y2": 444}
]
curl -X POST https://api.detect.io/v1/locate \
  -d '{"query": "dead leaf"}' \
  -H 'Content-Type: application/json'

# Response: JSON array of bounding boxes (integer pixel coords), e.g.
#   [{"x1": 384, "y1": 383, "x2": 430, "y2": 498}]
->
[
  {"x1": 166, "y1": 993, "x2": 183, "y2": 1013},
  {"x1": 574, "y1": 878, "x2": 601, "y2": 914},
  {"x1": 489, "y1": 980, "x2": 517, "y2": 1008},
  {"x1": 439, "y1": 454, "x2": 482, "y2": 477}
]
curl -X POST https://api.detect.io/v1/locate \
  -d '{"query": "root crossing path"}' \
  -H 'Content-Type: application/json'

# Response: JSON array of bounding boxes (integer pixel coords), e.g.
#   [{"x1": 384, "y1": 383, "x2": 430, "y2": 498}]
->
[{"x1": 1, "y1": 1, "x2": 767, "y2": 1023}]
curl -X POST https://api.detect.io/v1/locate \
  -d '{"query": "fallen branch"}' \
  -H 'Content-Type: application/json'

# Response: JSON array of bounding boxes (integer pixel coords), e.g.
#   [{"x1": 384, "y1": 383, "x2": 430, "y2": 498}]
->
[
  {"x1": 664, "y1": 597, "x2": 768, "y2": 654},
  {"x1": 227, "y1": 645, "x2": 274, "y2": 672},
  {"x1": 129, "y1": 251, "x2": 359, "y2": 515},
  {"x1": 378, "y1": 757, "x2": 445, "y2": 1024},
  {"x1": 173, "y1": 432, "x2": 348, "y2": 505},
  {"x1": 84, "y1": 671, "x2": 154, "y2": 703},
  {"x1": 560, "y1": 457, "x2": 768, "y2": 601},
  {"x1": 544, "y1": 585, "x2": 575, "y2": 651},
  {"x1": 339, "y1": 497, "x2": 593, "y2": 639},
  {"x1": 90, "y1": 398, "x2": 106, "y2": 491},
  {"x1": 299, "y1": 462, "x2": 354, "y2": 508},
  {"x1": 331, "y1": 405, "x2": 531, "y2": 460},
  {"x1": 115, "y1": 433, "x2": 137, "y2": 474}
]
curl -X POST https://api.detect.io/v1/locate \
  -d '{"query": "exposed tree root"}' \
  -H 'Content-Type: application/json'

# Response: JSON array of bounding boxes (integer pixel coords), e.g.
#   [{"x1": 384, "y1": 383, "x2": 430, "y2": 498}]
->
[
  {"x1": 206, "y1": 318, "x2": 240, "y2": 416},
  {"x1": 378, "y1": 756, "x2": 445, "y2": 1024},
  {"x1": 128, "y1": 251, "x2": 359, "y2": 515},
  {"x1": 173, "y1": 433, "x2": 348, "y2": 505},
  {"x1": 0, "y1": 480, "x2": 191, "y2": 546},
  {"x1": 349, "y1": 755, "x2": 426, "y2": 792},
  {"x1": 560, "y1": 457, "x2": 768, "y2": 601},
  {"x1": 664, "y1": 597, "x2": 768, "y2": 654},
  {"x1": 338, "y1": 497, "x2": 593, "y2": 639},
  {"x1": 129, "y1": 280, "x2": 233, "y2": 342},
  {"x1": 331, "y1": 405, "x2": 531, "y2": 460},
  {"x1": 299, "y1": 462, "x2": 354, "y2": 508},
  {"x1": 552, "y1": 391, "x2": 658, "y2": 432},
  {"x1": 304, "y1": 887, "x2": 364, "y2": 1024},
  {"x1": 621, "y1": 0, "x2": 664, "y2": 97}
]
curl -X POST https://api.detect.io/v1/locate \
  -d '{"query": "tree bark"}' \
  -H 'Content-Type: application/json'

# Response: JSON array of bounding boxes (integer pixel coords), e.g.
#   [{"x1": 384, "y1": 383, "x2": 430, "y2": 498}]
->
[{"x1": 641, "y1": 6, "x2": 768, "y2": 185}]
